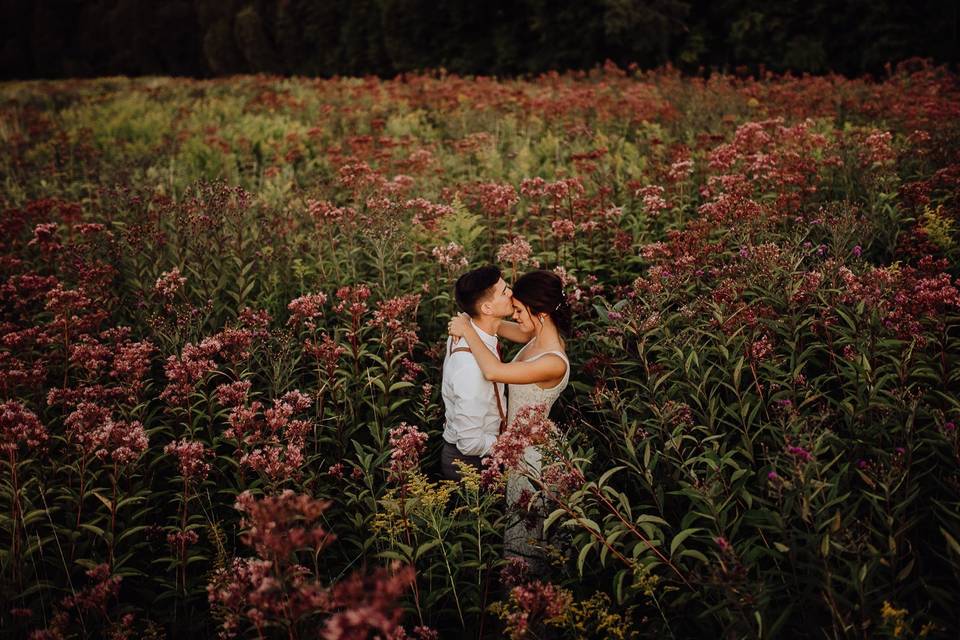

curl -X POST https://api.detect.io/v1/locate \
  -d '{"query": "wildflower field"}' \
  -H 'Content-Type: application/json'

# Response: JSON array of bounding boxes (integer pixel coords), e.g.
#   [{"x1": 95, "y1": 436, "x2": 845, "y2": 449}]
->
[{"x1": 1, "y1": 60, "x2": 960, "y2": 638}]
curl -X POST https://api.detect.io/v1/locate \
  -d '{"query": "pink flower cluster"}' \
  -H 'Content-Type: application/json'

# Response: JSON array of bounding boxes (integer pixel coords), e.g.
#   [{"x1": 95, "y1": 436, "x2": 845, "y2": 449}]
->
[
  {"x1": 368, "y1": 294, "x2": 421, "y2": 355},
  {"x1": 496, "y1": 236, "x2": 537, "y2": 267},
  {"x1": 160, "y1": 337, "x2": 222, "y2": 407},
  {"x1": 28, "y1": 222, "x2": 62, "y2": 254},
  {"x1": 500, "y1": 580, "x2": 572, "y2": 640},
  {"x1": 635, "y1": 185, "x2": 668, "y2": 217},
  {"x1": 216, "y1": 380, "x2": 253, "y2": 408},
  {"x1": 861, "y1": 130, "x2": 895, "y2": 166},
  {"x1": 307, "y1": 198, "x2": 355, "y2": 227},
  {"x1": 661, "y1": 400, "x2": 694, "y2": 426},
  {"x1": 209, "y1": 493, "x2": 414, "y2": 639},
  {"x1": 550, "y1": 218, "x2": 576, "y2": 241},
  {"x1": 167, "y1": 529, "x2": 200, "y2": 551},
  {"x1": 222, "y1": 388, "x2": 313, "y2": 481},
  {"x1": 163, "y1": 439, "x2": 213, "y2": 482},
  {"x1": 387, "y1": 422, "x2": 428, "y2": 483},
  {"x1": 106, "y1": 418, "x2": 149, "y2": 465},
  {"x1": 304, "y1": 332, "x2": 346, "y2": 378},
  {"x1": 460, "y1": 181, "x2": 519, "y2": 218},
  {"x1": 404, "y1": 198, "x2": 454, "y2": 232},
  {"x1": 667, "y1": 159, "x2": 694, "y2": 182},
  {"x1": 0, "y1": 400, "x2": 48, "y2": 455},
  {"x1": 787, "y1": 445, "x2": 814, "y2": 464},
  {"x1": 521, "y1": 177, "x2": 585, "y2": 208},
  {"x1": 207, "y1": 556, "x2": 294, "y2": 638},
  {"x1": 337, "y1": 160, "x2": 386, "y2": 194},
  {"x1": 540, "y1": 462, "x2": 585, "y2": 497},
  {"x1": 400, "y1": 358, "x2": 423, "y2": 383},
  {"x1": 234, "y1": 490, "x2": 334, "y2": 558},
  {"x1": 334, "y1": 284, "x2": 371, "y2": 316},
  {"x1": 482, "y1": 404, "x2": 556, "y2": 487},
  {"x1": 31, "y1": 563, "x2": 122, "y2": 640},
  {"x1": 699, "y1": 118, "x2": 829, "y2": 223},
  {"x1": 64, "y1": 402, "x2": 148, "y2": 465},
  {"x1": 287, "y1": 292, "x2": 328, "y2": 330},
  {"x1": 431, "y1": 242, "x2": 468, "y2": 271},
  {"x1": 322, "y1": 563, "x2": 416, "y2": 640},
  {"x1": 155, "y1": 267, "x2": 187, "y2": 298},
  {"x1": 55, "y1": 327, "x2": 156, "y2": 405},
  {"x1": 44, "y1": 283, "x2": 107, "y2": 337},
  {"x1": 836, "y1": 262, "x2": 960, "y2": 345},
  {"x1": 747, "y1": 334, "x2": 774, "y2": 362}
]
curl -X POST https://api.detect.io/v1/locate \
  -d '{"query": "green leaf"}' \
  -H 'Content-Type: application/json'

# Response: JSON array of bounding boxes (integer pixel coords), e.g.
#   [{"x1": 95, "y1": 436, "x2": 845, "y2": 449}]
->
[
  {"x1": 670, "y1": 527, "x2": 702, "y2": 557},
  {"x1": 79, "y1": 523, "x2": 108, "y2": 540},
  {"x1": 635, "y1": 514, "x2": 669, "y2": 527},
  {"x1": 941, "y1": 527, "x2": 960, "y2": 556},
  {"x1": 577, "y1": 540, "x2": 596, "y2": 576},
  {"x1": 544, "y1": 508, "x2": 566, "y2": 532},
  {"x1": 733, "y1": 356, "x2": 745, "y2": 389},
  {"x1": 678, "y1": 549, "x2": 708, "y2": 563},
  {"x1": 91, "y1": 491, "x2": 113, "y2": 510},
  {"x1": 597, "y1": 465, "x2": 626, "y2": 487},
  {"x1": 415, "y1": 539, "x2": 441, "y2": 560},
  {"x1": 600, "y1": 529, "x2": 626, "y2": 566}
]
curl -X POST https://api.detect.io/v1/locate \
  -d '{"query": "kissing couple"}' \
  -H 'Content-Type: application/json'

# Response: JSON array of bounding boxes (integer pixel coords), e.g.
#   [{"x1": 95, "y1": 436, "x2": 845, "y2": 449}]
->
[{"x1": 440, "y1": 264, "x2": 570, "y2": 573}]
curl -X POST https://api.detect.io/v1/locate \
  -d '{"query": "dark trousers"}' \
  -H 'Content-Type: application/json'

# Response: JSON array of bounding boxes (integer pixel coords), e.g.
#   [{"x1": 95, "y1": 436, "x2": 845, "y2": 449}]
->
[{"x1": 440, "y1": 441, "x2": 484, "y2": 481}]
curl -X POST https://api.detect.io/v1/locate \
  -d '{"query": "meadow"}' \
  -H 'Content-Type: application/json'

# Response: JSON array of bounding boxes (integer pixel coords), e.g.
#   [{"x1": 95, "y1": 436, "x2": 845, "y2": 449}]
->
[{"x1": 1, "y1": 59, "x2": 959, "y2": 638}]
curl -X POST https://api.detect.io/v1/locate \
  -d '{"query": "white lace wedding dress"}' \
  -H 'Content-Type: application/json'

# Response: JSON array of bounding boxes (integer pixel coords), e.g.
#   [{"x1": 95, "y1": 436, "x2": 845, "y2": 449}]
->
[{"x1": 504, "y1": 338, "x2": 570, "y2": 575}]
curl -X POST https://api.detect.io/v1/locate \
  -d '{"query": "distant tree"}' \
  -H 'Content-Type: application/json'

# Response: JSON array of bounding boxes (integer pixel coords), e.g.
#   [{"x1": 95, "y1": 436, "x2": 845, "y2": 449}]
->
[
  {"x1": 339, "y1": 0, "x2": 391, "y2": 76},
  {"x1": 197, "y1": 0, "x2": 243, "y2": 75},
  {"x1": 235, "y1": 3, "x2": 281, "y2": 73},
  {"x1": 601, "y1": 0, "x2": 691, "y2": 67},
  {"x1": 380, "y1": 0, "x2": 437, "y2": 73},
  {"x1": 0, "y1": 0, "x2": 956, "y2": 79}
]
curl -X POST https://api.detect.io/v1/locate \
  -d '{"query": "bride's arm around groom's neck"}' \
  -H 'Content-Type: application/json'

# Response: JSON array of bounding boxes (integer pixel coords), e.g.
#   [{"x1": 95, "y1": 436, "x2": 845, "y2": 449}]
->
[{"x1": 497, "y1": 320, "x2": 535, "y2": 344}]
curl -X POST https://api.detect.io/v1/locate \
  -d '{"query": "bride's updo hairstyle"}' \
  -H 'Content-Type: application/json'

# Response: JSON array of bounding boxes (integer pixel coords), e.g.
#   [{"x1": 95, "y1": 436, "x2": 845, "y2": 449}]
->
[{"x1": 512, "y1": 270, "x2": 571, "y2": 337}]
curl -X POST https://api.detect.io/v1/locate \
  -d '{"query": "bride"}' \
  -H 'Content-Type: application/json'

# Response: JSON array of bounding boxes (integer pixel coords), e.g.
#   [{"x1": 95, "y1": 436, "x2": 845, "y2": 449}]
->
[{"x1": 448, "y1": 269, "x2": 571, "y2": 575}]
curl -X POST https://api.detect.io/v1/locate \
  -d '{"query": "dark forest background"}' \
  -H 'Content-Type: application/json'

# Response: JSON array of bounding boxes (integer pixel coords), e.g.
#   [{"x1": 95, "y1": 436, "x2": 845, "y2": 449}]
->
[{"x1": 1, "y1": 0, "x2": 958, "y2": 80}]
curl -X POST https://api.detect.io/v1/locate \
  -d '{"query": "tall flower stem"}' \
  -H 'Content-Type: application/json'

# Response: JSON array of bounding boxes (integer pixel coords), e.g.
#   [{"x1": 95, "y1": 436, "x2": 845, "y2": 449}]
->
[{"x1": 8, "y1": 450, "x2": 22, "y2": 588}]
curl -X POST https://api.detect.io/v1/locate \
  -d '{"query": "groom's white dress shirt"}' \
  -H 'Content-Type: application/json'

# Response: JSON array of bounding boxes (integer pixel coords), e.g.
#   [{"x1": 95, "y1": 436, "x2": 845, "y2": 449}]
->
[{"x1": 441, "y1": 320, "x2": 504, "y2": 457}]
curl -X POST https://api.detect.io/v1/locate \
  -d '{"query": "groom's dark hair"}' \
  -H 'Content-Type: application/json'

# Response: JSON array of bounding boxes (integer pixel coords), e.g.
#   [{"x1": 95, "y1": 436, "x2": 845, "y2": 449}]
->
[{"x1": 455, "y1": 265, "x2": 502, "y2": 317}]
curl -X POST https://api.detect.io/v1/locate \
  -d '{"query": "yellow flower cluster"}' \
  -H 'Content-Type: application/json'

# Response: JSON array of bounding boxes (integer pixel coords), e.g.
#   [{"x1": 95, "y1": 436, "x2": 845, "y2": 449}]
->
[
  {"x1": 370, "y1": 506, "x2": 404, "y2": 538},
  {"x1": 631, "y1": 562, "x2": 661, "y2": 598},
  {"x1": 880, "y1": 600, "x2": 937, "y2": 638},
  {"x1": 453, "y1": 459, "x2": 481, "y2": 494},
  {"x1": 407, "y1": 472, "x2": 458, "y2": 513},
  {"x1": 921, "y1": 204, "x2": 955, "y2": 250},
  {"x1": 560, "y1": 592, "x2": 637, "y2": 640},
  {"x1": 372, "y1": 470, "x2": 464, "y2": 541},
  {"x1": 881, "y1": 600, "x2": 908, "y2": 637},
  {"x1": 880, "y1": 600, "x2": 935, "y2": 638}
]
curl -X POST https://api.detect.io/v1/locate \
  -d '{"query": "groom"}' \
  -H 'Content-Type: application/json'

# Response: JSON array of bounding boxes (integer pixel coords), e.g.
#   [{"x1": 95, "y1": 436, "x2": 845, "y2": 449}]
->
[{"x1": 440, "y1": 265, "x2": 514, "y2": 481}]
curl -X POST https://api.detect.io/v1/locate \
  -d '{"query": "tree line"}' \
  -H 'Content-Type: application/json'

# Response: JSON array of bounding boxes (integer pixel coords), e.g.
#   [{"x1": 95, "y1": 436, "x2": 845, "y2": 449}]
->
[{"x1": 1, "y1": 0, "x2": 957, "y2": 80}]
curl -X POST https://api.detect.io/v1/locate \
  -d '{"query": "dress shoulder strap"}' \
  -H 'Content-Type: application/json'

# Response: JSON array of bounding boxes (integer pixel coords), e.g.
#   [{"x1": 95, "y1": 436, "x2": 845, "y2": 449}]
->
[{"x1": 526, "y1": 350, "x2": 569, "y2": 364}]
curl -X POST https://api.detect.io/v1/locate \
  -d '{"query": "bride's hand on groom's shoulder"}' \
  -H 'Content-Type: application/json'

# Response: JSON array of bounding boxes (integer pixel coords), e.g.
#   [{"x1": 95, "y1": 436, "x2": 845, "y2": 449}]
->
[{"x1": 448, "y1": 313, "x2": 470, "y2": 338}]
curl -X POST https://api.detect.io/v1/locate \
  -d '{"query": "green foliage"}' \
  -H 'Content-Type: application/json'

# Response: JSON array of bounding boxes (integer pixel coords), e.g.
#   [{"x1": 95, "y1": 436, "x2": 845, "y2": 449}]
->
[{"x1": 1, "y1": 67, "x2": 959, "y2": 638}]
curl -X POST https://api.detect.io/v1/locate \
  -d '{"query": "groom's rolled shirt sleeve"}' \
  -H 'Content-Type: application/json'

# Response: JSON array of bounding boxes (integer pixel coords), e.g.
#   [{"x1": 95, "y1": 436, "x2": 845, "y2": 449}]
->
[{"x1": 452, "y1": 365, "x2": 498, "y2": 457}]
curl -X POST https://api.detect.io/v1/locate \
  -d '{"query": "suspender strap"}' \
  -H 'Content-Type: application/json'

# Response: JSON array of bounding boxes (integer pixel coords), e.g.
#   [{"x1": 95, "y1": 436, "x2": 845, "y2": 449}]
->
[
  {"x1": 492, "y1": 381, "x2": 506, "y2": 428},
  {"x1": 448, "y1": 343, "x2": 507, "y2": 428}
]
